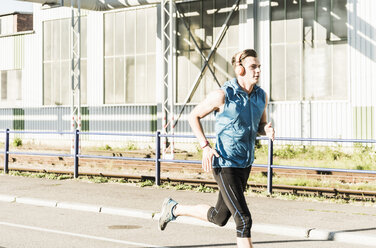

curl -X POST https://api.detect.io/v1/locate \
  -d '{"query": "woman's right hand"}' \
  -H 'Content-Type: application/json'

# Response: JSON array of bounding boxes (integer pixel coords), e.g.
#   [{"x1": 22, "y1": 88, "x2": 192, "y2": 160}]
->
[{"x1": 202, "y1": 146, "x2": 220, "y2": 172}]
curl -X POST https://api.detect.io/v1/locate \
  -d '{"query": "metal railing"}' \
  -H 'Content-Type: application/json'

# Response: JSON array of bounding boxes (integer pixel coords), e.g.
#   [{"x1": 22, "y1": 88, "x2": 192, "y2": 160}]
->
[{"x1": 3, "y1": 129, "x2": 376, "y2": 194}]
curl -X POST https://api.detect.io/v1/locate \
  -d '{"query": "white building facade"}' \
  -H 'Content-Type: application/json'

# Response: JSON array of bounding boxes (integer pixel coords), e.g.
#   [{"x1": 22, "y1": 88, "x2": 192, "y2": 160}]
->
[{"x1": 0, "y1": 0, "x2": 374, "y2": 141}]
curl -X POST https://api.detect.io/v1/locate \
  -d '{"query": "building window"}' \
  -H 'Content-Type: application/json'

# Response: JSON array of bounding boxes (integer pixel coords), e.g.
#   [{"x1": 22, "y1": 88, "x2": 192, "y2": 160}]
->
[
  {"x1": 104, "y1": 7, "x2": 157, "y2": 104},
  {"x1": 271, "y1": 0, "x2": 348, "y2": 101},
  {"x1": 176, "y1": 0, "x2": 239, "y2": 103},
  {"x1": 0, "y1": 70, "x2": 22, "y2": 102},
  {"x1": 43, "y1": 17, "x2": 87, "y2": 106}
]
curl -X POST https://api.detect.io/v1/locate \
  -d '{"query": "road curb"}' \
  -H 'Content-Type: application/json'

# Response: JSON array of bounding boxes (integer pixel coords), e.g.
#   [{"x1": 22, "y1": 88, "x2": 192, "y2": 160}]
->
[
  {"x1": 330, "y1": 231, "x2": 376, "y2": 246},
  {"x1": 0, "y1": 194, "x2": 16, "y2": 203},
  {"x1": 101, "y1": 206, "x2": 153, "y2": 219},
  {"x1": 56, "y1": 202, "x2": 101, "y2": 213},
  {"x1": 252, "y1": 223, "x2": 308, "y2": 238},
  {"x1": 1, "y1": 194, "x2": 375, "y2": 247},
  {"x1": 16, "y1": 197, "x2": 57, "y2": 208}
]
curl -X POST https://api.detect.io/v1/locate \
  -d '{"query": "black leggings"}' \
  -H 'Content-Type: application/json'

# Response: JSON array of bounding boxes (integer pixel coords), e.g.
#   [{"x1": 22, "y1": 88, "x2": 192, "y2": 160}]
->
[{"x1": 207, "y1": 167, "x2": 252, "y2": 238}]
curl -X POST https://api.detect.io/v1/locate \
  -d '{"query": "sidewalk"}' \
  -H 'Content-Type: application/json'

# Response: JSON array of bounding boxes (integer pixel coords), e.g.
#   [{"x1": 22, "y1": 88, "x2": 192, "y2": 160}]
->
[{"x1": 0, "y1": 174, "x2": 375, "y2": 247}]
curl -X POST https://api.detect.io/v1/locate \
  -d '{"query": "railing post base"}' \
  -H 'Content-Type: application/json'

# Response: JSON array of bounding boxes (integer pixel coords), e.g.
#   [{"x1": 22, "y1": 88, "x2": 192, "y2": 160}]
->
[
  {"x1": 4, "y1": 129, "x2": 9, "y2": 174},
  {"x1": 267, "y1": 138, "x2": 273, "y2": 195},
  {"x1": 155, "y1": 131, "x2": 161, "y2": 186},
  {"x1": 74, "y1": 129, "x2": 79, "y2": 178}
]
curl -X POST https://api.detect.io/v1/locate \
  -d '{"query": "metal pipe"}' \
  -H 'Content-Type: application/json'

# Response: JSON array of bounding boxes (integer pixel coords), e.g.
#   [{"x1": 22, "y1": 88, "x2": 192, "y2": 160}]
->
[
  {"x1": 8, "y1": 152, "x2": 73, "y2": 157},
  {"x1": 78, "y1": 131, "x2": 155, "y2": 137},
  {"x1": 267, "y1": 138, "x2": 273, "y2": 194},
  {"x1": 155, "y1": 131, "x2": 161, "y2": 186},
  {"x1": 78, "y1": 154, "x2": 155, "y2": 162},
  {"x1": 4, "y1": 129, "x2": 9, "y2": 174},
  {"x1": 74, "y1": 129, "x2": 79, "y2": 178}
]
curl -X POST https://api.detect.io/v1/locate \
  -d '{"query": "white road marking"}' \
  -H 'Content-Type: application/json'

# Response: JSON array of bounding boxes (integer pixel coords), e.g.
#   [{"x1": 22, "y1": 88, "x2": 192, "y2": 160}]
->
[{"x1": 0, "y1": 221, "x2": 166, "y2": 248}]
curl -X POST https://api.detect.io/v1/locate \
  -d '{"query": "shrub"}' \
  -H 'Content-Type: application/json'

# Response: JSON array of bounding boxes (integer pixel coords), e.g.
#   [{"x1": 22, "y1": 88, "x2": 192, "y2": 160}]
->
[
  {"x1": 126, "y1": 142, "x2": 137, "y2": 151},
  {"x1": 13, "y1": 137, "x2": 23, "y2": 147}
]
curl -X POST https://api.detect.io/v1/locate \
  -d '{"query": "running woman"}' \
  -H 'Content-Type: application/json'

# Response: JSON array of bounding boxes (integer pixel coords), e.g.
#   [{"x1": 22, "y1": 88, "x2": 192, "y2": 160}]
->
[{"x1": 158, "y1": 49, "x2": 275, "y2": 248}]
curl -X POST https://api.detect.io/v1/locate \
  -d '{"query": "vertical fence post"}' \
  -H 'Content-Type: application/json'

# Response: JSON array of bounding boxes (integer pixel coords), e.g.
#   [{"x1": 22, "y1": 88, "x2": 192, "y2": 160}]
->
[
  {"x1": 74, "y1": 129, "x2": 79, "y2": 178},
  {"x1": 267, "y1": 138, "x2": 273, "y2": 194},
  {"x1": 4, "y1": 129, "x2": 9, "y2": 174},
  {"x1": 155, "y1": 131, "x2": 161, "y2": 186}
]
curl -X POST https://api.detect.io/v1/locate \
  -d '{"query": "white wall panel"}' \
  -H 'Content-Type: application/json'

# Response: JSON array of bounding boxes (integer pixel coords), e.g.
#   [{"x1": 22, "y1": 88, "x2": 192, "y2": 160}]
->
[
  {"x1": 310, "y1": 101, "x2": 352, "y2": 139},
  {"x1": 23, "y1": 33, "x2": 42, "y2": 107},
  {"x1": 87, "y1": 11, "x2": 103, "y2": 105},
  {"x1": 268, "y1": 101, "x2": 352, "y2": 140},
  {"x1": 37, "y1": 5, "x2": 90, "y2": 21},
  {"x1": 268, "y1": 101, "x2": 301, "y2": 138},
  {"x1": 0, "y1": 37, "x2": 15, "y2": 70},
  {"x1": 348, "y1": 0, "x2": 376, "y2": 139}
]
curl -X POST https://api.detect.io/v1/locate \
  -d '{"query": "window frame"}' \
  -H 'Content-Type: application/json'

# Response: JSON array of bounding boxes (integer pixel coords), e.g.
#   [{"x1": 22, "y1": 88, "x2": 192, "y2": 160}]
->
[
  {"x1": 103, "y1": 6, "x2": 157, "y2": 105},
  {"x1": 42, "y1": 17, "x2": 88, "y2": 106},
  {"x1": 270, "y1": 0, "x2": 349, "y2": 102}
]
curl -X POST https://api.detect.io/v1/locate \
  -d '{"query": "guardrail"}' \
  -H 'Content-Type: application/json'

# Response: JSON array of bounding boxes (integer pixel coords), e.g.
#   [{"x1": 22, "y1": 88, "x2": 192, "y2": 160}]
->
[{"x1": 3, "y1": 129, "x2": 376, "y2": 194}]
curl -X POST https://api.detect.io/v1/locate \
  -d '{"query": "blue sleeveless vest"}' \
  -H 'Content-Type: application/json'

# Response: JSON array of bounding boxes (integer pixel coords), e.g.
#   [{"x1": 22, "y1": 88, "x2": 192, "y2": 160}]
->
[{"x1": 213, "y1": 78, "x2": 266, "y2": 168}]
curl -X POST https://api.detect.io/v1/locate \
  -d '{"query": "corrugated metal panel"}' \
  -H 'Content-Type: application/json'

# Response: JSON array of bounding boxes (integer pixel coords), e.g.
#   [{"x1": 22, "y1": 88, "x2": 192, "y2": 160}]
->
[
  {"x1": 0, "y1": 101, "x2": 355, "y2": 146},
  {"x1": 0, "y1": 36, "x2": 15, "y2": 70},
  {"x1": 0, "y1": 109, "x2": 14, "y2": 142},
  {"x1": 174, "y1": 105, "x2": 215, "y2": 136},
  {"x1": 0, "y1": 105, "x2": 157, "y2": 143},
  {"x1": 87, "y1": 105, "x2": 156, "y2": 132},
  {"x1": 23, "y1": 107, "x2": 70, "y2": 132},
  {"x1": 268, "y1": 101, "x2": 352, "y2": 141},
  {"x1": 310, "y1": 101, "x2": 352, "y2": 139},
  {"x1": 268, "y1": 101, "x2": 301, "y2": 138},
  {"x1": 348, "y1": 0, "x2": 376, "y2": 139},
  {"x1": 0, "y1": 106, "x2": 158, "y2": 133},
  {"x1": 0, "y1": 108, "x2": 14, "y2": 129},
  {"x1": 87, "y1": 105, "x2": 157, "y2": 143}
]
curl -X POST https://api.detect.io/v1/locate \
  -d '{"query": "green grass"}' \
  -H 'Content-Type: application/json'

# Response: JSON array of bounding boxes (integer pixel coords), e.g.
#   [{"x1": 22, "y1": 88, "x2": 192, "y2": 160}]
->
[
  {"x1": 126, "y1": 142, "x2": 137, "y2": 151},
  {"x1": 249, "y1": 172, "x2": 376, "y2": 191},
  {"x1": 160, "y1": 182, "x2": 215, "y2": 193},
  {"x1": 9, "y1": 171, "x2": 73, "y2": 180},
  {"x1": 254, "y1": 143, "x2": 376, "y2": 171},
  {"x1": 139, "y1": 179, "x2": 154, "y2": 187},
  {"x1": 104, "y1": 144, "x2": 112, "y2": 151}
]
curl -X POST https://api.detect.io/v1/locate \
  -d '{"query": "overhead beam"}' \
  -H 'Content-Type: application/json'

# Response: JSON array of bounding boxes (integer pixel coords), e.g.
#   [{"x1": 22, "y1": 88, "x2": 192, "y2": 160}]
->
[{"x1": 17, "y1": 0, "x2": 197, "y2": 11}]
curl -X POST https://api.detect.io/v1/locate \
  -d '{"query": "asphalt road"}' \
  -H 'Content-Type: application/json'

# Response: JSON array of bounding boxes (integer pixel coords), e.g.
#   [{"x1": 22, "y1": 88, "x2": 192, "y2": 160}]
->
[{"x1": 0, "y1": 201, "x2": 367, "y2": 248}]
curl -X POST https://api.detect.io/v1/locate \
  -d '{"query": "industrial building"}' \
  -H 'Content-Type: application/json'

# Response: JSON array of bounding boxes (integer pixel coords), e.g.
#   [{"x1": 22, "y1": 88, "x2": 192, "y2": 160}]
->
[{"x1": 0, "y1": 0, "x2": 375, "y2": 150}]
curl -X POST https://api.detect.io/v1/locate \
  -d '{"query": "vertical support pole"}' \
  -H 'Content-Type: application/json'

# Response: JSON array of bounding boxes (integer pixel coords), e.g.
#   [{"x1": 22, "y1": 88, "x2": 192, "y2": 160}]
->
[
  {"x1": 70, "y1": 0, "x2": 81, "y2": 154},
  {"x1": 168, "y1": 0, "x2": 175, "y2": 160},
  {"x1": 267, "y1": 138, "x2": 273, "y2": 194},
  {"x1": 155, "y1": 131, "x2": 161, "y2": 186},
  {"x1": 4, "y1": 129, "x2": 9, "y2": 174},
  {"x1": 74, "y1": 129, "x2": 79, "y2": 178},
  {"x1": 160, "y1": 0, "x2": 174, "y2": 159}
]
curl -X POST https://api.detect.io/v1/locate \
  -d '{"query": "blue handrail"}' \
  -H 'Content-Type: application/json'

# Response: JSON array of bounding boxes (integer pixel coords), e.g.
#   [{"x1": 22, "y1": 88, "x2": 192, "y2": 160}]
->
[{"x1": 3, "y1": 129, "x2": 376, "y2": 193}]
